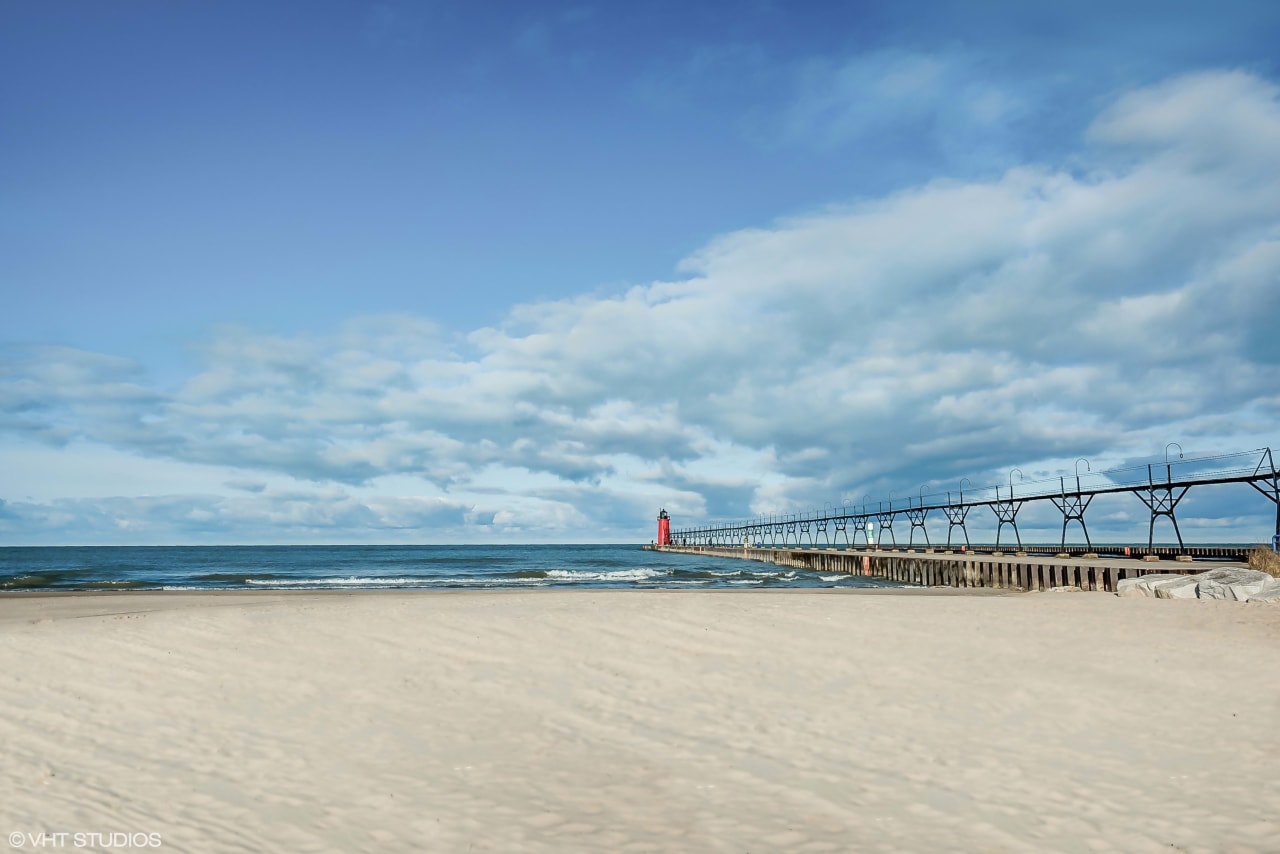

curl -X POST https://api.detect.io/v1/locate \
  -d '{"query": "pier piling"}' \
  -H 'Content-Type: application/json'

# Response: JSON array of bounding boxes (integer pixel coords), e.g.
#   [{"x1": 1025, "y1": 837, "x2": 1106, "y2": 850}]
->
[{"x1": 643, "y1": 545, "x2": 1247, "y2": 592}]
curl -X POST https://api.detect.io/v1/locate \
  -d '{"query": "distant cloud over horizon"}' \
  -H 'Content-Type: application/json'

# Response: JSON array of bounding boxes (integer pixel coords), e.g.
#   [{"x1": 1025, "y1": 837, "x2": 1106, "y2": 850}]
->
[{"x1": 3, "y1": 68, "x2": 1279, "y2": 545}]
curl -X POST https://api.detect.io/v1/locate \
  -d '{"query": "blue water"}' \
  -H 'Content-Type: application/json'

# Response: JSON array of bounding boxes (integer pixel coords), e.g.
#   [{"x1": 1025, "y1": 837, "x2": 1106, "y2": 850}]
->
[{"x1": 0, "y1": 544, "x2": 900, "y2": 592}]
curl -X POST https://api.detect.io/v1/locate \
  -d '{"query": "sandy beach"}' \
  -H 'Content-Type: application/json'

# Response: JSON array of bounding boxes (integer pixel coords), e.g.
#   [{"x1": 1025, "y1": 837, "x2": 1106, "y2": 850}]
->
[{"x1": 1, "y1": 589, "x2": 1278, "y2": 853}]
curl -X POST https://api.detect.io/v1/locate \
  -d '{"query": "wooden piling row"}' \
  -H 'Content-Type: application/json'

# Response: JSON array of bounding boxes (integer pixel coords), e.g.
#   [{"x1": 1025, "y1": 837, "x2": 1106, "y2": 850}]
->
[{"x1": 644, "y1": 545, "x2": 1221, "y2": 592}]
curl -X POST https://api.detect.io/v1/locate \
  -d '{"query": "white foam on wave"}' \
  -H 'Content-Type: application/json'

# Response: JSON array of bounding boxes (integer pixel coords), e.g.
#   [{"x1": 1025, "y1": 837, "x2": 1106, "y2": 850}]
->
[
  {"x1": 739, "y1": 570, "x2": 797, "y2": 581},
  {"x1": 247, "y1": 577, "x2": 423, "y2": 586},
  {"x1": 415, "y1": 577, "x2": 547, "y2": 586},
  {"x1": 729, "y1": 579, "x2": 764, "y2": 585},
  {"x1": 424, "y1": 578, "x2": 550, "y2": 583},
  {"x1": 544, "y1": 568, "x2": 667, "y2": 582},
  {"x1": 245, "y1": 576, "x2": 549, "y2": 588}
]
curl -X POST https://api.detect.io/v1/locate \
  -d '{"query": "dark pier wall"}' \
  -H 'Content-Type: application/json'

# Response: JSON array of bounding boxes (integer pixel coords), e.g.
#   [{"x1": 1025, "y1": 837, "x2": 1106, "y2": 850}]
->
[{"x1": 645, "y1": 546, "x2": 1241, "y2": 592}]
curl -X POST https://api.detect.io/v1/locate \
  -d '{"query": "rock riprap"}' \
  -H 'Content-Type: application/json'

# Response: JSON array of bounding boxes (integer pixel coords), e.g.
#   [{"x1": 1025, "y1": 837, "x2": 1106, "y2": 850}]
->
[{"x1": 1117, "y1": 567, "x2": 1279, "y2": 602}]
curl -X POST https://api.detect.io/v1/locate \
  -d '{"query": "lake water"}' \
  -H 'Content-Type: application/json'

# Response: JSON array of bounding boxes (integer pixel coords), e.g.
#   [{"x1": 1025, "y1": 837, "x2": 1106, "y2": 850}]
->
[{"x1": 0, "y1": 544, "x2": 902, "y2": 591}]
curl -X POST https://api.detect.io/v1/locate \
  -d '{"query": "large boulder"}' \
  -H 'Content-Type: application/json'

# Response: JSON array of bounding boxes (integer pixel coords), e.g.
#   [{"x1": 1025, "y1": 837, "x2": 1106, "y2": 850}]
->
[
  {"x1": 1153, "y1": 576, "x2": 1201, "y2": 599},
  {"x1": 1196, "y1": 568, "x2": 1274, "y2": 601},
  {"x1": 1117, "y1": 574, "x2": 1188, "y2": 598},
  {"x1": 1246, "y1": 577, "x2": 1280, "y2": 603}
]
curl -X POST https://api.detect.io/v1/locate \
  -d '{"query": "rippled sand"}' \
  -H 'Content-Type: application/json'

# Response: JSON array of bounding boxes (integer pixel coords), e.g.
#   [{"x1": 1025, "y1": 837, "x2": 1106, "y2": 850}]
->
[{"x1": 1, "y1": 589, "x2": 1278, "y2": 852}]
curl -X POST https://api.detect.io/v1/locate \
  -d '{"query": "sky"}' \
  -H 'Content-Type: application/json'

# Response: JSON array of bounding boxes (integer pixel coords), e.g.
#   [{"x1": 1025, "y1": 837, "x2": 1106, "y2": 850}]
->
[{"x1": 2, "y1": 0, "x2": 1279, "y2": 545}]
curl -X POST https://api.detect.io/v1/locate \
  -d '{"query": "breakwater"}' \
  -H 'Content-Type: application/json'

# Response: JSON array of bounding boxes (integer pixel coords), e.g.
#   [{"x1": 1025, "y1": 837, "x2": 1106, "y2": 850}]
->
[{"x1": 645, "y1": 544, "x2": 1248, "y2": 592}]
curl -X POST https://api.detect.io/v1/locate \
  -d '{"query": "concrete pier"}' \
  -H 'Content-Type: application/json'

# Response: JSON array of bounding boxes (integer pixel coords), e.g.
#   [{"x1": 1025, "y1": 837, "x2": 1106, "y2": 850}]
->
[{"x1": 645, "y1": 545, "x2": 1247, "y2": 592}]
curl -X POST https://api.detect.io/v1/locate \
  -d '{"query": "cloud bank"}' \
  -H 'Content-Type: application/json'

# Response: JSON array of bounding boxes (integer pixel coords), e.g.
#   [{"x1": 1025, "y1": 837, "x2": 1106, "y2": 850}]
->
[{"x1": 3, "y1": 70, "x2": 1279, "y2": 543}]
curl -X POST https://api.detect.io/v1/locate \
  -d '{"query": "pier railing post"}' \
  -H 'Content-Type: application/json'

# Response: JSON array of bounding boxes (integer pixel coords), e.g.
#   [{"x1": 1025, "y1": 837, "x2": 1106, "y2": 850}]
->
[
  {"x1": 1050, "y1": 475, "x2": 1094, "y2": 549},
  {"x1": 944, "y1": 489, "x2": 971, "y2": 547},
  {"x1": 991, "y1": 486, "x2": 1023, "y2": 549},
  {"x1": 1247, "y1": 448, "x2": 1280, "y2": 547},
  {"x1": 1138, "y1": 463, "x2": 1189, "y2": 547},
  {"x1": 876, "y1": 503, "x2": 897, "y2": 545},
  {"x1": 906, "y1": 498, "x2": 930, "y2": 546}
]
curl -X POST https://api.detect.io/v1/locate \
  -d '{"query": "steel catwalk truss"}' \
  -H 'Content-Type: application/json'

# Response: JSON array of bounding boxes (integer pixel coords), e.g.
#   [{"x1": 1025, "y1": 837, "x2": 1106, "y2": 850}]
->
[{"x1": 671, "y1": 447, "x2": 1280, "y2": 549}]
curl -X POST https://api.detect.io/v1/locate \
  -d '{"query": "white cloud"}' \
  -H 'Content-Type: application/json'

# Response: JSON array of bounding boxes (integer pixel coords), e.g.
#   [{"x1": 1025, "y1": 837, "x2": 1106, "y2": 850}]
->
[{"x1": 2, "y1": 70, "x2": 1279, "y2": 542}]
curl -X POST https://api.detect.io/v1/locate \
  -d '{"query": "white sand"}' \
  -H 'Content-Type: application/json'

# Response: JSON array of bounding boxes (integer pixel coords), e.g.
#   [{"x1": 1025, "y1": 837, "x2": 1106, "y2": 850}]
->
[{"x1": 1, "y1": 589, "x2": 1278, "y2": 853}]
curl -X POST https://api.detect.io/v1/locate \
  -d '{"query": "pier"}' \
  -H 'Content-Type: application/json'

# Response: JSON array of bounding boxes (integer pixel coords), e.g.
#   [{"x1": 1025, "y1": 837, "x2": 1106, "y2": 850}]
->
[{"x1": 644, "y1": 543, "x2": 1246, "y2": 593}]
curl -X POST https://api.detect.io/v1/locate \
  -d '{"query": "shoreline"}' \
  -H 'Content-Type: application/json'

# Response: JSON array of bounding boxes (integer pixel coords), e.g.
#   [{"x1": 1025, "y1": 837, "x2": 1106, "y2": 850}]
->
[{"x1": 0, "y1": 586, "x2": 1011, "y2": 627}]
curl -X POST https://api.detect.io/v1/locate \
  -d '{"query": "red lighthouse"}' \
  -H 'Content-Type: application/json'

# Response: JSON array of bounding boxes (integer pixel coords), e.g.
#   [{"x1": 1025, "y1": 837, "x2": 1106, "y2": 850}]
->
[{"x1": 656, "y1": 509, "x2": 672, "y2": 546}]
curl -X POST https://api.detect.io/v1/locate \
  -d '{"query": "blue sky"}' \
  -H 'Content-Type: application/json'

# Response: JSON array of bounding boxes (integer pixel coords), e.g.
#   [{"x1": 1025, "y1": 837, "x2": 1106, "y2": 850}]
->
[{"x1": 2, "y1": 1, "x2": 1279, "y2": 544}]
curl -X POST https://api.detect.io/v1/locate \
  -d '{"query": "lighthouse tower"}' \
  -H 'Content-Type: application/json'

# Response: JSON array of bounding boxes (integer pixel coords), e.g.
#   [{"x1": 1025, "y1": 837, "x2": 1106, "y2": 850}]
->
[{"x1": 656, "y1": 509, "x2": 672, "y2": 546}]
